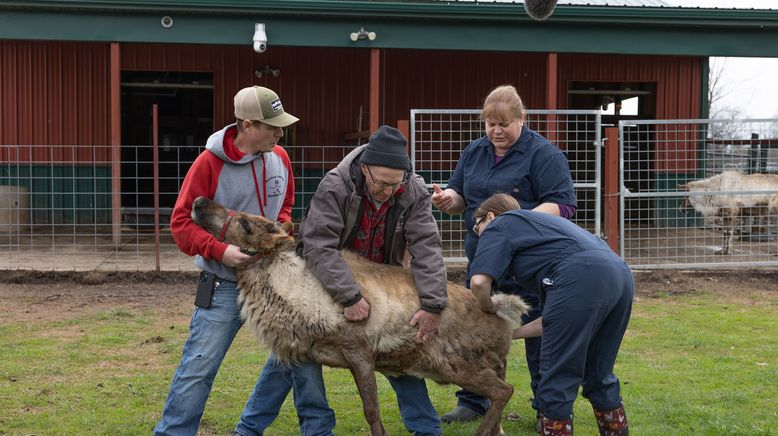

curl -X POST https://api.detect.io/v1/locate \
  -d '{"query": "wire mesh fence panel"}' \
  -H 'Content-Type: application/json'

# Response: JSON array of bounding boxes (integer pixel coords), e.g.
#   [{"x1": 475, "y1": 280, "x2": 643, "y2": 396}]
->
[
  {"x1": 285, "y1": 143, "x2": 358, "y2": 225},
  {"x1": 0, "y1": 143, "x2": 201, "y2": 271},
  {"x1": 411, "y1": 109, "x2": 601, "y2": 262},
  {"x1": 0, "y1": 139, "x2": 364, "y2": 271},
  {"x1": 619, "y1": 119, "x2": 778, "y2": 269}
]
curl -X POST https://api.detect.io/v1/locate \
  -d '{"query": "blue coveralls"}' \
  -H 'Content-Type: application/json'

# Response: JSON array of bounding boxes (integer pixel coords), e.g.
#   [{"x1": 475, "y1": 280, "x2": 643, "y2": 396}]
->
[
  {"x1": 470, "y1": 210, "x2": 633, "y2": 420},
  {"x1": 446, "y1": 127, "x2": 577, "y2": 414}
]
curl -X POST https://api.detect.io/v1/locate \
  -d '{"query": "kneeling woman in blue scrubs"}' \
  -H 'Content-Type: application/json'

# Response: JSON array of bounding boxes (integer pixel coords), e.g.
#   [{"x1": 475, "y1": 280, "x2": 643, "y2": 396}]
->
[{"x1": 470, "y1": 193, "x2": 632, "y2": 436}]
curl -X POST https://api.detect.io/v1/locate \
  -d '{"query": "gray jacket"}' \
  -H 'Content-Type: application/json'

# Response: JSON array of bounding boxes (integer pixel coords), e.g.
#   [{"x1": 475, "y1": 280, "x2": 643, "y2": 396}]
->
[{"x1": 298, "y1": 145, "x2": 448, "y2": 313}]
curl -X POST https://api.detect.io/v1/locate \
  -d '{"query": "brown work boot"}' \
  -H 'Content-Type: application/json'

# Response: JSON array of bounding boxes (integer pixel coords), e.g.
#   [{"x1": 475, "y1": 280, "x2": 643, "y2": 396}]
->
[
  {"x1": 593, "y1": 404, "x2": 628, "y2": 436},
  {"x1": 539, "y1": 414, "x2": 573, "y2": 435}
]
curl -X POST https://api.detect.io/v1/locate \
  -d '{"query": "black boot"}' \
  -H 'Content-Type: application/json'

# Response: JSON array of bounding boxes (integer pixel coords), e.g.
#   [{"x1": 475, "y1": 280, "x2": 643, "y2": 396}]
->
[{"x1": 440, "y1": 405, "x2": 483, "y2": 423}]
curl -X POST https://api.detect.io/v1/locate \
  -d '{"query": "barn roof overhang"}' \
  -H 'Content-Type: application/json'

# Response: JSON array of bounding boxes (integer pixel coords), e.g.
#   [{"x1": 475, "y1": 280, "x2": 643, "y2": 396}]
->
[{"x1": 2, "y1": 0, "x2": 778, "y2": 57}]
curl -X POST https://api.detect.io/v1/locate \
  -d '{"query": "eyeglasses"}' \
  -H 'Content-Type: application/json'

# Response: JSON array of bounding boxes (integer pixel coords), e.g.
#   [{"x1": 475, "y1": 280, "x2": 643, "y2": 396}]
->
[
  {"x1": 472, "y1": 216, "x2": 486, "y2": 234},
  {"x1": 366, "y1": 166, "x2": 404, "y2": 191}
]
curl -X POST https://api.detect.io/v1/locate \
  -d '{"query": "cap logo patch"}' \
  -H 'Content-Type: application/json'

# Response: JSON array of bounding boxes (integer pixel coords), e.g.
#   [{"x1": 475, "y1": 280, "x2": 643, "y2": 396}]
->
[{"x1": 271, "y1": 98, "x2": 283, "y2": 112}]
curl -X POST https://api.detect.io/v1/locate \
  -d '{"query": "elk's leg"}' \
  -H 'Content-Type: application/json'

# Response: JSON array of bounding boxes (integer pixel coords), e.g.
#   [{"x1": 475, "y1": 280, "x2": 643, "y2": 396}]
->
[
  {"x1": 716, "y1": 212, "x2": 736, "y2": 255},
  {"x1": 726, "y1": 227, "x2": 737, "y2": 255},
  {"x1": 476, "y1": 379, "x2": 513, "y2": 436},
  {"x1": 716, "y1": 229, "x2": 731, "y2": 255},
  {"x1": 343, "y1": 350, "x2": 387, "y2": 436},
  {"x1": 456, "y1": 370, "x2": 514, "y2": 436}
]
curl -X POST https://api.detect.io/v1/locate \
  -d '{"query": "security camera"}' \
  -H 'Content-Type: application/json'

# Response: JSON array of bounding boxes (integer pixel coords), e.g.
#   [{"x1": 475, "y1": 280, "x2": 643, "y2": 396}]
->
[{"x1": 253, "y1": 23, "x2": 267, "y2": 53}]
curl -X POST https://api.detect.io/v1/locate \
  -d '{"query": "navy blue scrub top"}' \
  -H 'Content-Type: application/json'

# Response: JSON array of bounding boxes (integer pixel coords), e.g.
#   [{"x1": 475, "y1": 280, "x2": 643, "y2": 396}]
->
[
  {"x1": 447, "y1": 127, "x2": 577, "y2": 264},
  {"x1": 470, "y1": 210, "x2": 611, "y2": 293}
]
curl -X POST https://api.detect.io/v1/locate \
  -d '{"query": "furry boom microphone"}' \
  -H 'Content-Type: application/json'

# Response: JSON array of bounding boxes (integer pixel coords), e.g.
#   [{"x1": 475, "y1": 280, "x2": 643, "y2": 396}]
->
[{"x1": 524, "y1": 0, "x2": 558, "y2": 21}]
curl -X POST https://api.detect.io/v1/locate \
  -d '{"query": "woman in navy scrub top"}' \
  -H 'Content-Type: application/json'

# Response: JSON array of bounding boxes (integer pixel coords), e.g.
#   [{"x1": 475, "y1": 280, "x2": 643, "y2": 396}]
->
[
  {"x1": 471, "y1": 193, "x2": 632, "y2": 436},
  {"x1": 432, "y1": 85, "x2": 578, "y2": 427}
]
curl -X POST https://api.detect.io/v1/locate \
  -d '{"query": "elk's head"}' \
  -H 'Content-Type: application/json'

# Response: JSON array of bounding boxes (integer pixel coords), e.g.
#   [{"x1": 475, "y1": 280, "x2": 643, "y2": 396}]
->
[{"x1": 191, "y1": 197, "x2": 295, "y2": 255}]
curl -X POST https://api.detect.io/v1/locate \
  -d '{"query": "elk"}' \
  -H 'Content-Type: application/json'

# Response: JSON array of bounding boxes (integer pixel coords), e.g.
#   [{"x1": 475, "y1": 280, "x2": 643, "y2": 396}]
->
[
  {"x1": 679, "y1": 171, "x2": 778, "y2": 255},
  {"x1": 191, "y1": 196, "x2": 529, "y2": 436}
]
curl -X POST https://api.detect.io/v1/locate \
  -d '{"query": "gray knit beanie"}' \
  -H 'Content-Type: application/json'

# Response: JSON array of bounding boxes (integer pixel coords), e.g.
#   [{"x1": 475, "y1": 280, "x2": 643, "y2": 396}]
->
[{"x1": 359, "y1": 125, "x2": 411, "y2": 171}]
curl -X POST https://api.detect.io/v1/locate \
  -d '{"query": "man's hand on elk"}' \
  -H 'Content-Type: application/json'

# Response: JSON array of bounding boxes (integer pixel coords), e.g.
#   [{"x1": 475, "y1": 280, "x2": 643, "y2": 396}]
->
[
  {"x1": 344, "y1": 297, "x2": 371, "y2": 321},
  {"x1": 410, "y1": 310, "x2": 440, "y2": 342}
]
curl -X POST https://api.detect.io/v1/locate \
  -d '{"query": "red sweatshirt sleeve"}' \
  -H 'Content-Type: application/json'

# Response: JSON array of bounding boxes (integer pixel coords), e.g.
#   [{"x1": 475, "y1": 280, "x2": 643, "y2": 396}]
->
[
  {"x1": 273, "y1": 145, "x2": 295, "y2": 224},
  {"x1": 170, "y1": 151, "x2": 229, "y2": 261}
]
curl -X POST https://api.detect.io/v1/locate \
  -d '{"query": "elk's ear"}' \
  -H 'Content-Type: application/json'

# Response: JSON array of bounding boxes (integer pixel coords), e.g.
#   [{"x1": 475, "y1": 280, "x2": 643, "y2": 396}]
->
[
  {"x1": 280, "y1": 221, "x2": 294, "y2": 233},
  {"x1": 677, "y1": 183, "x2": 688, "y2": 190},
  {"x1": 239, "y1": 217, "x2": 253, "y2": 234}
]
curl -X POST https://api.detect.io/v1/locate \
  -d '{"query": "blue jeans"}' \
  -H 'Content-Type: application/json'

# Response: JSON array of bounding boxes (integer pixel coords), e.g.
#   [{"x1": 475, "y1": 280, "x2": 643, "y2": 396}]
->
[
  {"x1": 235, "y1": 354, "x2": 336, "y2": 436},
  {"x1": 154, "y1": 279, "x2": 243, "y2": 436},
  {"x1": 237, "y1": 360, "x2": 441, "y2": 436},
  {"x1": 386, "y1": 374, "x2": 442, "y2": 436}
]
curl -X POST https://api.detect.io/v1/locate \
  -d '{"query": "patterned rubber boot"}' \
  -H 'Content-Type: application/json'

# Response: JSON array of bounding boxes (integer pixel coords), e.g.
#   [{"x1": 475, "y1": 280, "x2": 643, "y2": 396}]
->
[
  {"x1": 593, "y1": 404, "x2": 628, "y2": 436},
  {"x1": 539, "y1": 414, "x2": 573, "y2": 435}
]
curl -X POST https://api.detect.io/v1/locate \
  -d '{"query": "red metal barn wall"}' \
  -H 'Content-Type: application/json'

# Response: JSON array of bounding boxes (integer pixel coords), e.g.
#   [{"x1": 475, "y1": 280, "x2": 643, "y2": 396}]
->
[
  {"x1": 0, "y1": 40, "x2": 111, "y2": 161},
  {"x1": 382, "y1": 49, "x2": 549, "y2": 126},
  {"x1": 559, "y1": 53, "x2": 703, "y2": 173},
  {"x1": 121, "y1": 43, "x2": 372, "y2": 162},
  {"x1": 2, "y1": 42, "x2": 703, "y2": 172},
  {"x1": 0, "y1": 40, "x2": 112, "y2": 223}
]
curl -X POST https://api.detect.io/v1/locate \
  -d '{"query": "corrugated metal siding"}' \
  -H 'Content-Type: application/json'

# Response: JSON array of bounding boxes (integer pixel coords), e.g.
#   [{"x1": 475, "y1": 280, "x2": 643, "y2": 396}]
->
[
  {"x1": 0, "y1": 40, "x2": 110, "y2": 162},
  {"x1": 382, "y1": 49, "x2": 548, "y2": 126},
  {"x1": 558, "y1": 53, "x2": 701, "y2": 118},
  {"x1": 3, "y1": 42, "x2": 704, "y2": 171},
  {"x1": 121, "y1": 43, "x2": 371, "y2": 160},
  {"x1": 559, "y1": 53, "x2": 702, "y2": 172}
]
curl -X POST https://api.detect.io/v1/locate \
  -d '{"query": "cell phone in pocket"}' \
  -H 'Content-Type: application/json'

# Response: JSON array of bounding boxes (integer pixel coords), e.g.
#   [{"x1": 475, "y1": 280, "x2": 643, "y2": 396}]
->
[{"x1": 194, "y1": 271, "x2": 217, "y2": 308}]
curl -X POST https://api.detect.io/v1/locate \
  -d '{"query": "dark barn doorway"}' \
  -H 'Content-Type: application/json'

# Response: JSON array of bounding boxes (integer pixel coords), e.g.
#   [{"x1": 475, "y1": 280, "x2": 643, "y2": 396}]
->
[
  {"x1": 120, "y1": 71, "x2": 213, "y2": 227},
  {"x1": 569, "y1": 81, "x2": 657, "y2": 223}
]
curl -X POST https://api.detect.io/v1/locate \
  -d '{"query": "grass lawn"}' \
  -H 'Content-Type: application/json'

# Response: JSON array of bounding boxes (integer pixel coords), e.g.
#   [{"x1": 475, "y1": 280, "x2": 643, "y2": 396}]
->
[{"x1": 1, "y1": 288, "x2": 776, "y2": 435}]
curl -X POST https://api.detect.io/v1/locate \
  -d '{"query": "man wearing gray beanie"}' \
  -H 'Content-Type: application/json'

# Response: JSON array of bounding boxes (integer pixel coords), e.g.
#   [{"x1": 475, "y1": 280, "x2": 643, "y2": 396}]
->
[
  {"x1": 236, "y1": 125, "x2": 448, "y2": 436},
  {"x1": 358, "y1": 124, "x2": 412, "y2": 171}
]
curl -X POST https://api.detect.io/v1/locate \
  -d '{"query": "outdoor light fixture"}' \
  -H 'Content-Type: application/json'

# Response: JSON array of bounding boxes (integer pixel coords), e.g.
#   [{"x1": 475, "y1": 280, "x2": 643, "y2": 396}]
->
[
  {"x1": 255, "y1": 65, "x2": 281, "y2": 79},
  {"x1": 160, "y1": 16, "x2": 174, "y2": 29},
  {"x1": 253, "y1": 23, "x2": 267, "y2": 53},
  {"x1": 349, "y1": 27, "x2": 376, "y2": 42}
]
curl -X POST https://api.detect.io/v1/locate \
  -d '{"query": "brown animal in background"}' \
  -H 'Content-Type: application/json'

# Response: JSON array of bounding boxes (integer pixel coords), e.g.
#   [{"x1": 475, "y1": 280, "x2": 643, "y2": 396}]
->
[
  {"x1": 191, "y1": 196, "x2": 529, "y2": 436},
  {"x1": 679, "y1": 171, "x2": 778, "y2": 255}
]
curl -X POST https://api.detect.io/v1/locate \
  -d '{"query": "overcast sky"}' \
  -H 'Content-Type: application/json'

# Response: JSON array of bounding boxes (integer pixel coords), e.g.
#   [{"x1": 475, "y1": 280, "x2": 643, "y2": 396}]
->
[
  {"x1": 667, "y1": 0, "x2": 778, "y2": 119},
  {"x1": 665, "y1": 0, "x2": 777, "y2": 8}
]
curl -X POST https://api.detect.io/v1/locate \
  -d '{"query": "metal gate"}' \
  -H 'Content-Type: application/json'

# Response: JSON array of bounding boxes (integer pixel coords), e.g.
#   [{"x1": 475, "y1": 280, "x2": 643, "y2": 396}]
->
[
  {"x1": 619, "y1": 118, "x2": 778, "y2": 269},
  {"x1": 411, "y1": 109, "x2": 602, "y2": 262}
]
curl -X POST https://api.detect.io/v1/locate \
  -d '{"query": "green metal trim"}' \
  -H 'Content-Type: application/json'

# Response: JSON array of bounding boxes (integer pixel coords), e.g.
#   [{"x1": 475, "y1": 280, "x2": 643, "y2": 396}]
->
[
  {"x1": 699, "y1": 57, "x2": 710, "y2": 180},
  {"x1": 3, "y1": 10, "x2": 778, "y2": 57},
  {"x1": 2, "y1": 2, "x2": 778, "y2": 56},
  {"x1": 1, "y1": 165, "x2": 112, "y2": 225},
  {"x1": 700, "y1": 57, "x2": 710, "y2": 120},
  {"x1": 4, "y1": 0, "x2": 778, "y2": 26}
]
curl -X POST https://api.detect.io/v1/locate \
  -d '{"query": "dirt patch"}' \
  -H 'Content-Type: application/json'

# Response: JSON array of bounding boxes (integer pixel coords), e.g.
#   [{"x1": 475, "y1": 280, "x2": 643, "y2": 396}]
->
[
  {"x1": 2, "y1": 271, "x2": 199, "y2": 325},
  {"x1": 1, "y1": 270, "x2": 198, "y2": 285},
  {"x1": 3, "y1": 268, "x2": 777, "y2": 325},
  {"x1": 632, "y1": 269, "x2": 778, "y2": 298},
  {"x1": 449, "y1": 265, "x2": 778, "y2": 299}
]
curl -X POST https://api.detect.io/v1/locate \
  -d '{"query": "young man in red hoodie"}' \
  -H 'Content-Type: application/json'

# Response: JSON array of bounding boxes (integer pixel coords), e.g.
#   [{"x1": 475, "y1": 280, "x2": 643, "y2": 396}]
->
[{"x1": 153, "y1": 86, "x2": 328, "y2": 435}]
